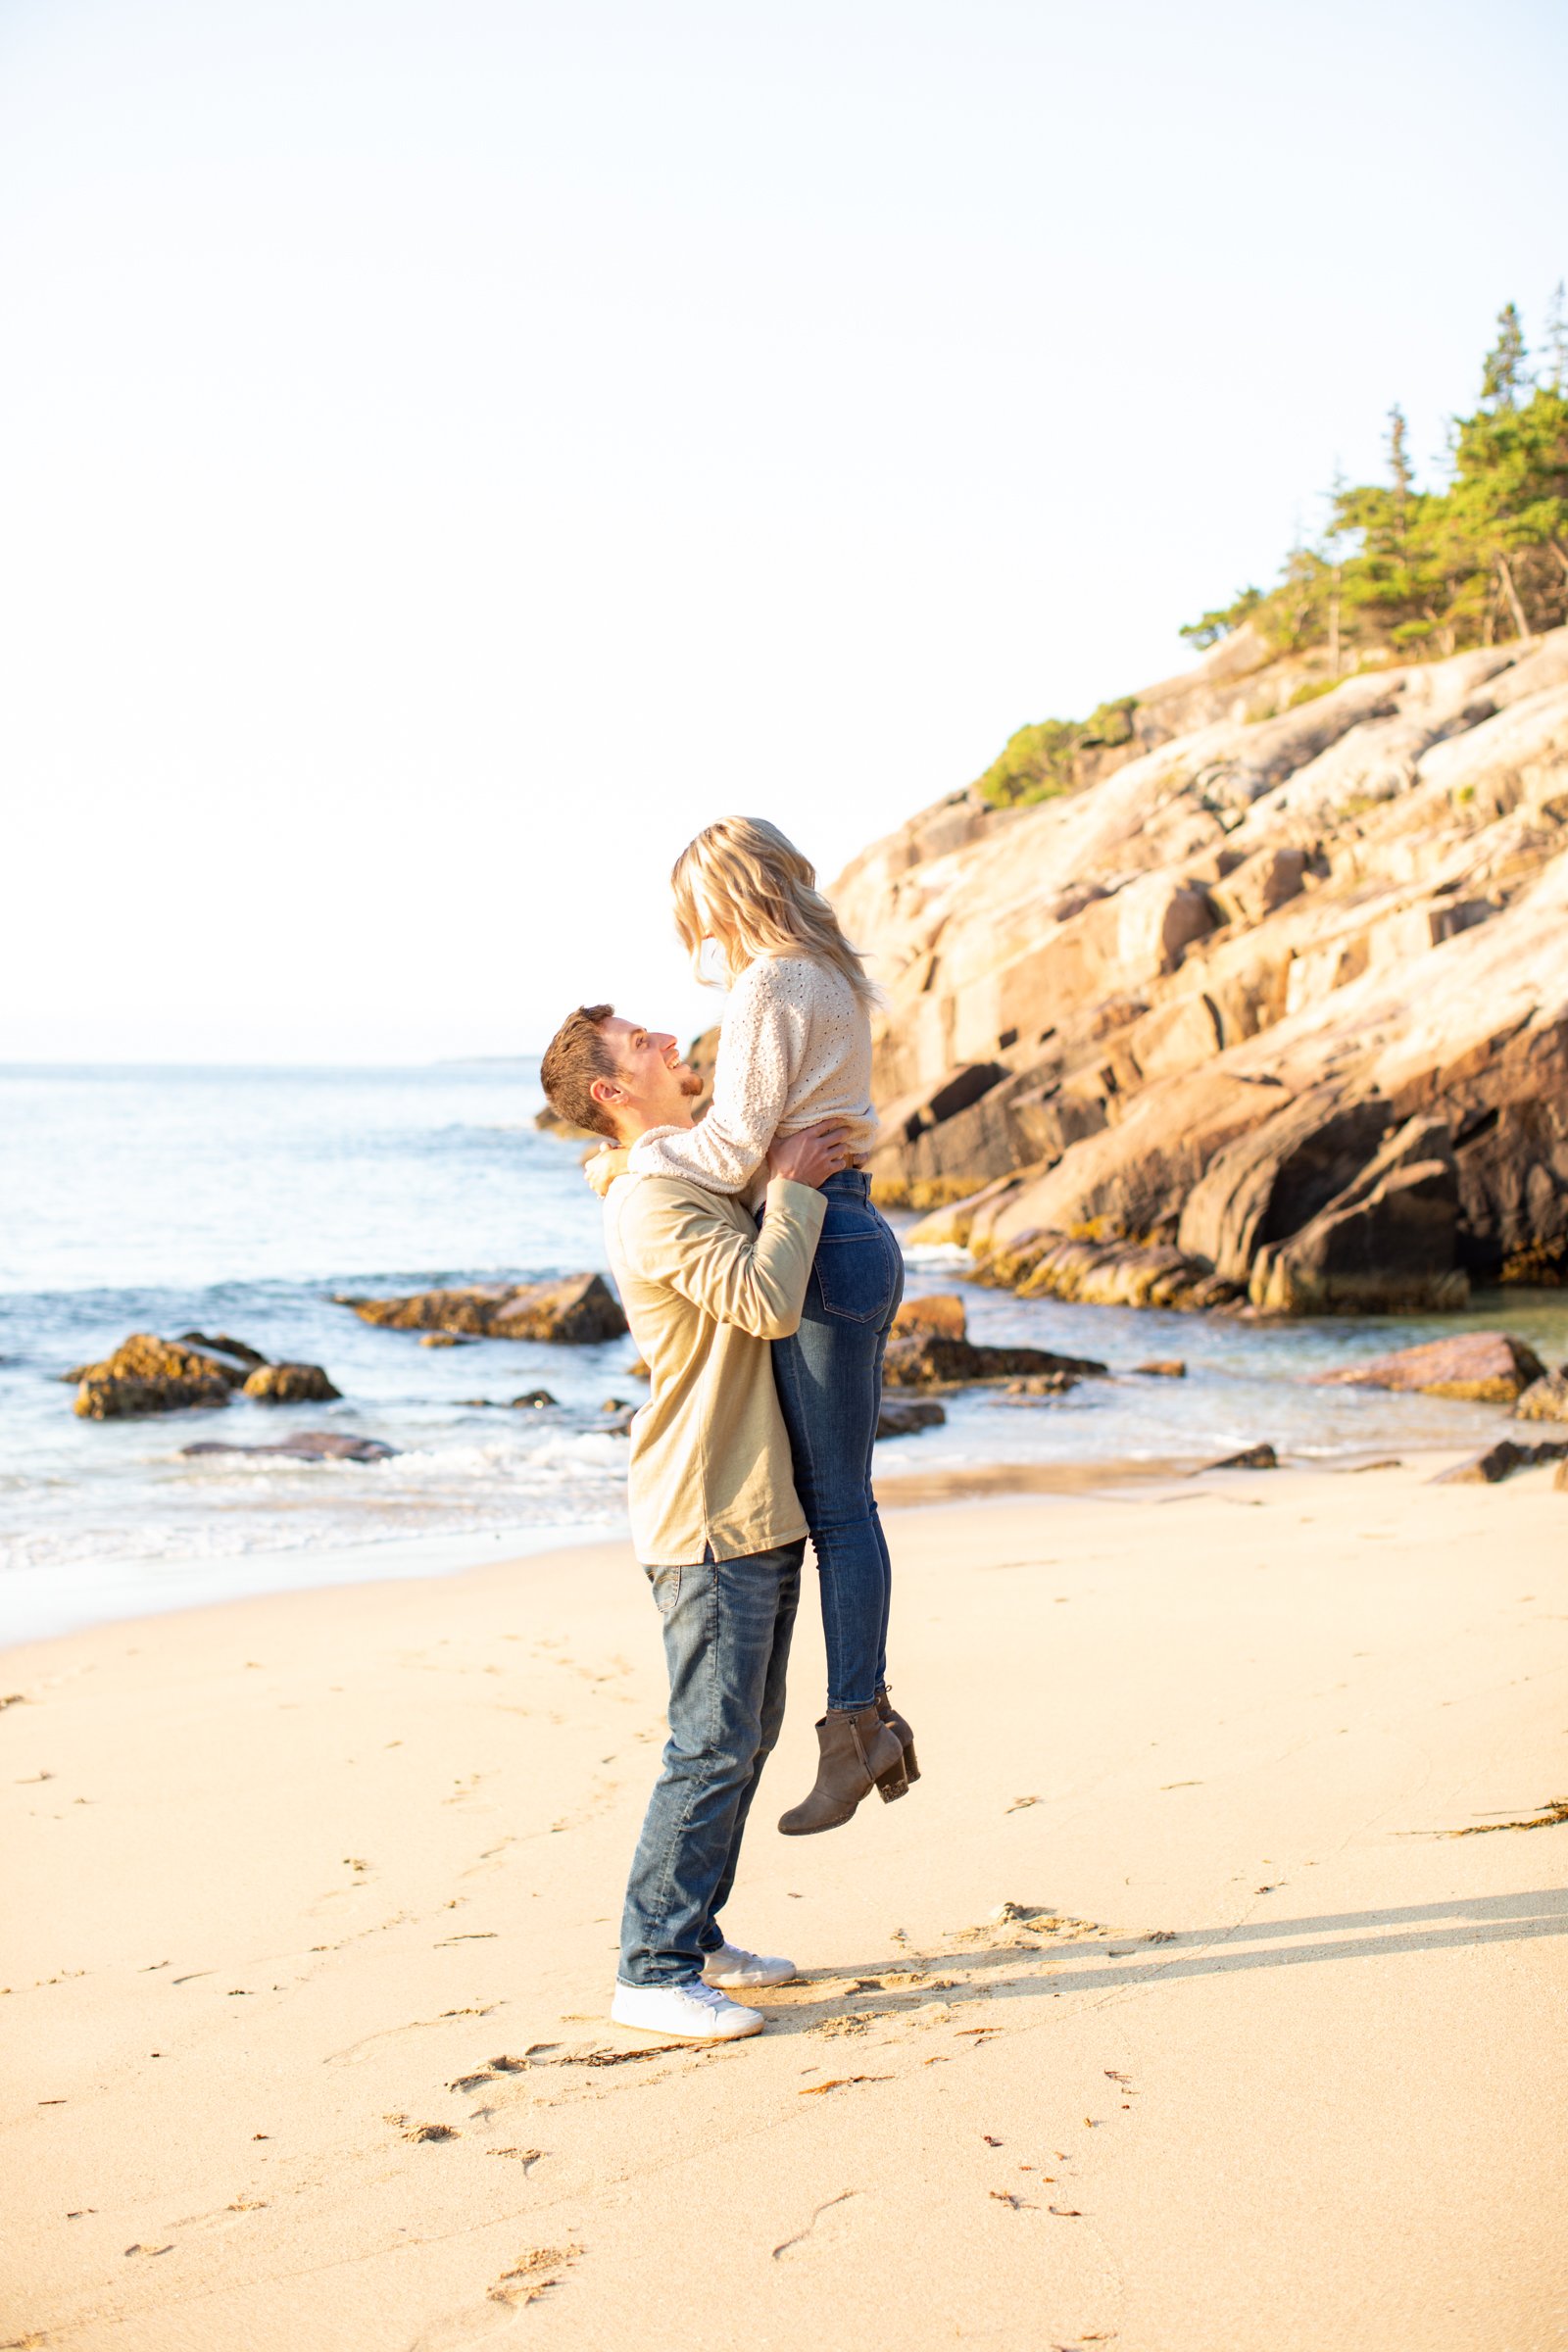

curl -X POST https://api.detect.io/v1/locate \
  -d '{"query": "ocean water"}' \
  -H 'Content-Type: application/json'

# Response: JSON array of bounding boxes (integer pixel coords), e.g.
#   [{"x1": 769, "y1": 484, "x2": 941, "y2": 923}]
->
[{"x1": 3, "y1": 1063, "x2": 1564, "y2": 1642}]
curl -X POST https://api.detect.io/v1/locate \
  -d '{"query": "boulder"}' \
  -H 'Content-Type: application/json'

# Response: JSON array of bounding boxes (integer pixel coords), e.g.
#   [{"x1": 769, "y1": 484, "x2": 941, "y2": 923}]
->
[
  {"x1": 876, "y1": 1398, "x2": 947, "y2": 1439},
  {"x1": 1011, "y1": 1233, "x2": 1240, "y2": 1311},
  {"x1": 1248, "y1": 1116, "x2": 1467, "y2": 1314},
  {"x1": 176, "y1": 1331, "x2": 270, "y2": 1384},
  {"x1": 1176, "y1": 1089, "x2": 1395, "y2": 1281},
  {"x1": 1315, "y1": 1331, "x2": 1545, "y2": 1403},
  {"x1": 1512, "y1": 1371, "x2": 1568, "y2": 1423},
  {"x1": 996, "y1": 1372, "x2": 1080, "y2": 1400},
  {"x1": 181, "y1": 1431, "x2": 397, "y2": 1463},
  {"x1": 892, "y1": 1294, "x2": 967, "y2": 1342},
  {"x1": 1431, "y1": 1437, "x2": 1568, "y2": 1486},
  {"x1": 1209, "y1": 845, "x2": 1307, "y2": 926},
  {"x1": 882, "y1": 1333, "x2": 1106, "y2": 1389},
  {"x1": 241, "y1": 1362, "x2": 341, "y2": 1404},
  {"x1": 1201, "y1": 1443, "x2": 1279, "y2": 1470},
  {"x1": 986, "y1": 1069, "x2": 1288, "y2": 1258},
  {"x1": 874, "y1": 1063, "x2": 1009, "y2": 1150},
  {"x1": 73, "y1": 1336, "x2": 233, "y2": 1419},
  {"x1": 342, "y1": 1273, "x2": 627, "y2": 1345},
  {"x1": 511, "y1": 1390, "x2": 558, "y2": 1408},
  {"x1": 905, "y1": 1172, "x2": 1036, "y2": 1249},
  {"x1": 871, "y1": 1067, "x2": 1105, "y2": 1194}
]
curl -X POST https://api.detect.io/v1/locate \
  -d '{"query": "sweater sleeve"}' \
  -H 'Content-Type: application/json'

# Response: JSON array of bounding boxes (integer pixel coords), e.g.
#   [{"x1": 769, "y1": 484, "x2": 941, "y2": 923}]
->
[
  {"x1": 617, "y1": 1177, "x2": 826, "y2": 1339},
  {"x1": 627, "y1": 960, "x2": 802, "y2": 1196}
]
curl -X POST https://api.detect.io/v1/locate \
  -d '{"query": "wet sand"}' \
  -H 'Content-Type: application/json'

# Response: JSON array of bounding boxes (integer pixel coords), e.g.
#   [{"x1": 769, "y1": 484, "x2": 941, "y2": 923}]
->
[{"x1": 3, "y1": 1459, "x2": 1566, "y2": 2350}]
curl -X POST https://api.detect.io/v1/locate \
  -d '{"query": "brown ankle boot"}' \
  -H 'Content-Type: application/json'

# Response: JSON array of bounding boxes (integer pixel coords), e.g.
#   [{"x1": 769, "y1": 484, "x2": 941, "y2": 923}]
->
[
  {"x1": 875, "y1": 1687, "x2": 920, "y2": 1785},
  {"x1": 778, "y1": 1705, "x2": 906, "y2": 1836}
]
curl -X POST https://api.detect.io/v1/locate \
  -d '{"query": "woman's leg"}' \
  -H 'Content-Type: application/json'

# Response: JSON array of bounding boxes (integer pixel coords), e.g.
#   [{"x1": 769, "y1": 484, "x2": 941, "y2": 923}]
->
[{"x1": 770, "y1": 1175, "x2": 903, "y2": 1712}]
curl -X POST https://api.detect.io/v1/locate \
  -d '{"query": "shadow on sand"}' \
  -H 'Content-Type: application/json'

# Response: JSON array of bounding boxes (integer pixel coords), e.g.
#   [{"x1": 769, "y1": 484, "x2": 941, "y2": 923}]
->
[{"x1": 762, "y1": 1886, "x2": 1568, "y2": 2034}]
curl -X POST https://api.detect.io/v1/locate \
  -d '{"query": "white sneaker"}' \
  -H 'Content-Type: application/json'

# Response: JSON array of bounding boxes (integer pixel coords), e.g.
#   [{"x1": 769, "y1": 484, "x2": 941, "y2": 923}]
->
[
  {"x1": 611, "y1": 1978, "x2": 764, "y2": 2042},
  {"x1": 701, "y1": 1940, "x2": 798, "y2": 1990}
]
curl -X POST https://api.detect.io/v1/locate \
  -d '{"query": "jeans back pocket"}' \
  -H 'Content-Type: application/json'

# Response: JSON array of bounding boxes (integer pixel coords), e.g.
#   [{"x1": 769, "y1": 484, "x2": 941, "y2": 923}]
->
[{"x1": 814, "y1": 1213, "x2": 902, "y2": 1324}]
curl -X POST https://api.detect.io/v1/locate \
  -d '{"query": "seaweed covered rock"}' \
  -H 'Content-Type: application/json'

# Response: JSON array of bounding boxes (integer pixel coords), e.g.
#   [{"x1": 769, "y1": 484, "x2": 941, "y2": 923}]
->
[
  {"x1": 892, "y1": 1294, "x2": 969, "y2": 1342},
  {"x1": 876, "y1": 1398, "x2": 947, "y2": 1438},
  {"x1": 1511, "y1": 1370, "x2": 1568, "y2": 1423},
  {"x1": 1009, "y1": 1233, "x2": 1241, "y2": 1311},
  {"x1": 182, "y1": 1431, "x2": 396, "y2": 1462},
  {"x1": 1315, "y1": 1331, "x2": 1545, "y2": 1404},
  {"x1": 1432, "y1": 1437, "x2": 1568, "y2": 1485},
  {"x1": 73, "y1": 1336, "x2": 233, "y2": 1419},
  {"x1": 242, "y1": 1362, "x2": 341, "y2": 1404},
  {"x1": 882, "y1": 1333, "x2": 1105, "y2": 1390},
  {"x1": 175, "y1": 1332, "x2": 270, "y2": 1384},
  {"x1": 342, "y1": 1273, "x2": 627, "y2": 1345}
]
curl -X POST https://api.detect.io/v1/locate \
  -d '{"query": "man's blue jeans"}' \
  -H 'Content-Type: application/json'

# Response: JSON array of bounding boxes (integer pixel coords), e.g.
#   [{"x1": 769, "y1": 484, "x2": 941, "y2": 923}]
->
[
  {"x1": 770, "y1": 1169, "x2": 905, "y2": 1713},
  {"x1": 617, "y1": 1539, "x2": 804, "y2": 1988}
]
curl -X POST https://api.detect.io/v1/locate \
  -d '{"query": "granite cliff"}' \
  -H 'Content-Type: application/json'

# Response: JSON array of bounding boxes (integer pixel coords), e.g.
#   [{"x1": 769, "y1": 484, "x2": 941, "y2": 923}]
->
[{"x1": 831, "y1": 624, "x2": 1568, "y2": 1313}]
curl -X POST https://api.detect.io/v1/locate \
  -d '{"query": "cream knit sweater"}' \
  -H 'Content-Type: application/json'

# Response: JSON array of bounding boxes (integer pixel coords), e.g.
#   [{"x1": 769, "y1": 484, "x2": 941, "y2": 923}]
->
[{"x1": 627, "y1": 954, "x2": 880, "y2": 1197}]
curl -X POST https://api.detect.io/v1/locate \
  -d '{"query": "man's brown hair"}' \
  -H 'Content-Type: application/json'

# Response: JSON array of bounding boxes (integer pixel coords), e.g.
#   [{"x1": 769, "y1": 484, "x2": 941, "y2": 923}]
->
[{"x1": 539, "y1": 1004, "x2": 621, "y2": 1139}]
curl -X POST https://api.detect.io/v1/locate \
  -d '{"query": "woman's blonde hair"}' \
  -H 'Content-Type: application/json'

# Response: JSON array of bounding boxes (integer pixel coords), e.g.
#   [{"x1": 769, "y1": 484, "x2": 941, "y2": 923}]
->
[{"x1": 671, "y1": 816, "x2": 877, "y2": 1004}]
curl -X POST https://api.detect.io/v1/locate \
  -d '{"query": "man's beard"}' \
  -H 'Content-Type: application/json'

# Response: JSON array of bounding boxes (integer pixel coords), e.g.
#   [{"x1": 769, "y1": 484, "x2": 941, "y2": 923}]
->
[{"x1": 677, "y1": 1069, "x2": 705, "y2": 1099}]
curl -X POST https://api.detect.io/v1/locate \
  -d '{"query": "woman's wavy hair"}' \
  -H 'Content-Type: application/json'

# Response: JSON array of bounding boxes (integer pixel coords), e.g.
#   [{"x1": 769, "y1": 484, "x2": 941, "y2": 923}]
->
[{"x1": 670, "y1": 816, "x2": 877, "y2": 1004}]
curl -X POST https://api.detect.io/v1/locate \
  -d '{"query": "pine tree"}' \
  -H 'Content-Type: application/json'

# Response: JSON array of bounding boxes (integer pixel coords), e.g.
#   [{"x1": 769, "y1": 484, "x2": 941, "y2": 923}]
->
[
  {"x1": 1544, "y1": 281, "x2": 1568, "y2": 396},
  {"x1": 1481, "y1": 303, "x2": 1527, "y2": 410},
  {"x1": 1387, "y1": 405, "x2": 1413, "y2": 511},
  {"x1": 1181, "y1": 299, "x2": 1568, "y2": 661}
]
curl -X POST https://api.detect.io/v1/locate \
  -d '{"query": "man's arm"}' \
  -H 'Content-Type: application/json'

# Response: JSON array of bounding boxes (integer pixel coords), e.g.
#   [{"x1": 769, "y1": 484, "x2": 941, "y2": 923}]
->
[{"x1": 616, "y1": 1177, "x2": 826, "y2": 1341}]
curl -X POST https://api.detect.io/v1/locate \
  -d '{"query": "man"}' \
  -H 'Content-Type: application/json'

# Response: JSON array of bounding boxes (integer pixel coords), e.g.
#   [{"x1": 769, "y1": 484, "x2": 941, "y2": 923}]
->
[{"x1": 538, "y1": 1004, "x2": 850, "y2": 2043}]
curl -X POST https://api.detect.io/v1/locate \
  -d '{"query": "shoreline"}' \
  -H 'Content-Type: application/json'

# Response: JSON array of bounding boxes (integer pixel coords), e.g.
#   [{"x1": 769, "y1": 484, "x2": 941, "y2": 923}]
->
[
  {"x1": 4, "y1": 1461, "x2": 1565, "y2": 2348},
  {"x1": 1, "y1": 1435, "x2": 1491, "y2": 1649}
]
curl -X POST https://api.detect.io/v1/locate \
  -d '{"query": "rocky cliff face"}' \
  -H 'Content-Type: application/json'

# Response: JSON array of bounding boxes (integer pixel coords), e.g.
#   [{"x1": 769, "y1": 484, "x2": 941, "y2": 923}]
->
[{"x1": 832, "y1": 626, "x2": 1568, "y2": 1310}]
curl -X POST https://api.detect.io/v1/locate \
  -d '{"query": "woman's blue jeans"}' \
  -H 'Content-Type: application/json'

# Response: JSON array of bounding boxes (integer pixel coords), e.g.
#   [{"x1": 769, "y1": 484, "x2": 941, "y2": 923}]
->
[{"x1": 770, "y1": 1169, "x2": 905, "y2": 1712}]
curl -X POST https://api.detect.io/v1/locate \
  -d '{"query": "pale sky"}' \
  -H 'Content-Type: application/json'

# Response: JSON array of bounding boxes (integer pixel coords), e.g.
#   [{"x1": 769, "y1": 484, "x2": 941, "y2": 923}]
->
[{"x1": 3, "y1": 0, "x2": 1565, "y2": 1062}]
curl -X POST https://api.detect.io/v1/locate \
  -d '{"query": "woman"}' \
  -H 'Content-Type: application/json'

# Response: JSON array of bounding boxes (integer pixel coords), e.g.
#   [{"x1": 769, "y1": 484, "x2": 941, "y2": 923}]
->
[{"x1": 619, "y1": 815, "x2": 917, "y2": 1835}]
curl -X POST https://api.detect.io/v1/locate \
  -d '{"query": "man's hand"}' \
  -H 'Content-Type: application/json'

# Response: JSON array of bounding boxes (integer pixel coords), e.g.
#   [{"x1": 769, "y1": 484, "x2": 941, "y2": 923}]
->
[
  {"x1": 768, "y1": 1118, "x2": 854, "y2": 1190},
  {"x1": 583, "y1": 1145, "x2": 630, "y2": 1200}
]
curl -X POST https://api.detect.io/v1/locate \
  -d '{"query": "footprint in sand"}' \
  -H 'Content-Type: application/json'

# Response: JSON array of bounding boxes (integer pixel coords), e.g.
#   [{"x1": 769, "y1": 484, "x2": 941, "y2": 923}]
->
[
  {"x1": 772, "y1": 2191, "x2": 861, "y2": 2260},
  {"x1": 407, "y1": 2244, "x2": 583, "y2": 2350}
]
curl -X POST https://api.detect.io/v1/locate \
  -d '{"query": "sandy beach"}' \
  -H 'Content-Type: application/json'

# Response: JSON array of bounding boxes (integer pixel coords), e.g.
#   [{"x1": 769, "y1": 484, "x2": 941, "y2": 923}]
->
[{"x1": 4, "y1": 1460, "x2": 1566, "y2": 2352}]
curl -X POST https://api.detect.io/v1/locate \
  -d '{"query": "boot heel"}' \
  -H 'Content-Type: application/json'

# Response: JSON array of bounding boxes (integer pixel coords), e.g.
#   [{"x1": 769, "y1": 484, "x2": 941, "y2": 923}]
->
[
  {"x1": 875, "y1": 1750, "x2": 909, "y2": 1802},
  {"x1": 875, "y1": 1688, "x2": 920, "y2": 1788}
]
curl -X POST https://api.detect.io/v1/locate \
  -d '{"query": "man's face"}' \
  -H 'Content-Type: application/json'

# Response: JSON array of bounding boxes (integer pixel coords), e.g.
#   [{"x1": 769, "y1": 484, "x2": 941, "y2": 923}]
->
[{"x1": 593, "y1": 1017, "x2": 703, "y2": 1138}]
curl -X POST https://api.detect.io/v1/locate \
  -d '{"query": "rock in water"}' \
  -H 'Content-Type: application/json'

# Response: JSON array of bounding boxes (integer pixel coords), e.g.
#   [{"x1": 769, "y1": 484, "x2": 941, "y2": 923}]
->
[
  {"x1": 74, "y1": 1336, "x2": 233, "y2": 1418},
  {"x1": 876, "y1": 1398, "x2": 947, "y2": 1438},
  {"x1": 1247, "y1": 1116, "x2": 1467, "y2": 1314},
  {"x1": 1432, "y1": 1438, "x2": 1568, "y2": 1486},
  {"x1": 1200, "y1": 1443, "x2": 1279, "y2": 1470},
  {"x1": 241, "y1": 1362, "x2": 341, "y2": 1403},
  {"x1": 1314, "y1": 1332, "x2": 1545, "y2": 1403},
  {"x1": 1134, "y1": 1359, "x2": 1187, "y2": 1377},
  {"x1": 181, "y1": 1432, "x2": 397, "y2": 1462},
  {"x1": 882, "y1": 1333, "x2": 1105, "y2": 1389},
  {"x1": 892, "y1": 1294, "x2": 968, "y2": 1342},
  {"x1": 176, "y1": 1332, "x2": 270, "y2": 1383},
  {"x1": 1008, "y1": 1233, "x2": 1239, "y2": 1311},
  {"x1": 342, "y1": 1274, "x2": 627, "y2": 1344},
  {"x1": 1511, "y1": 1371, "x2": 1568, "y2": 1424}
]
